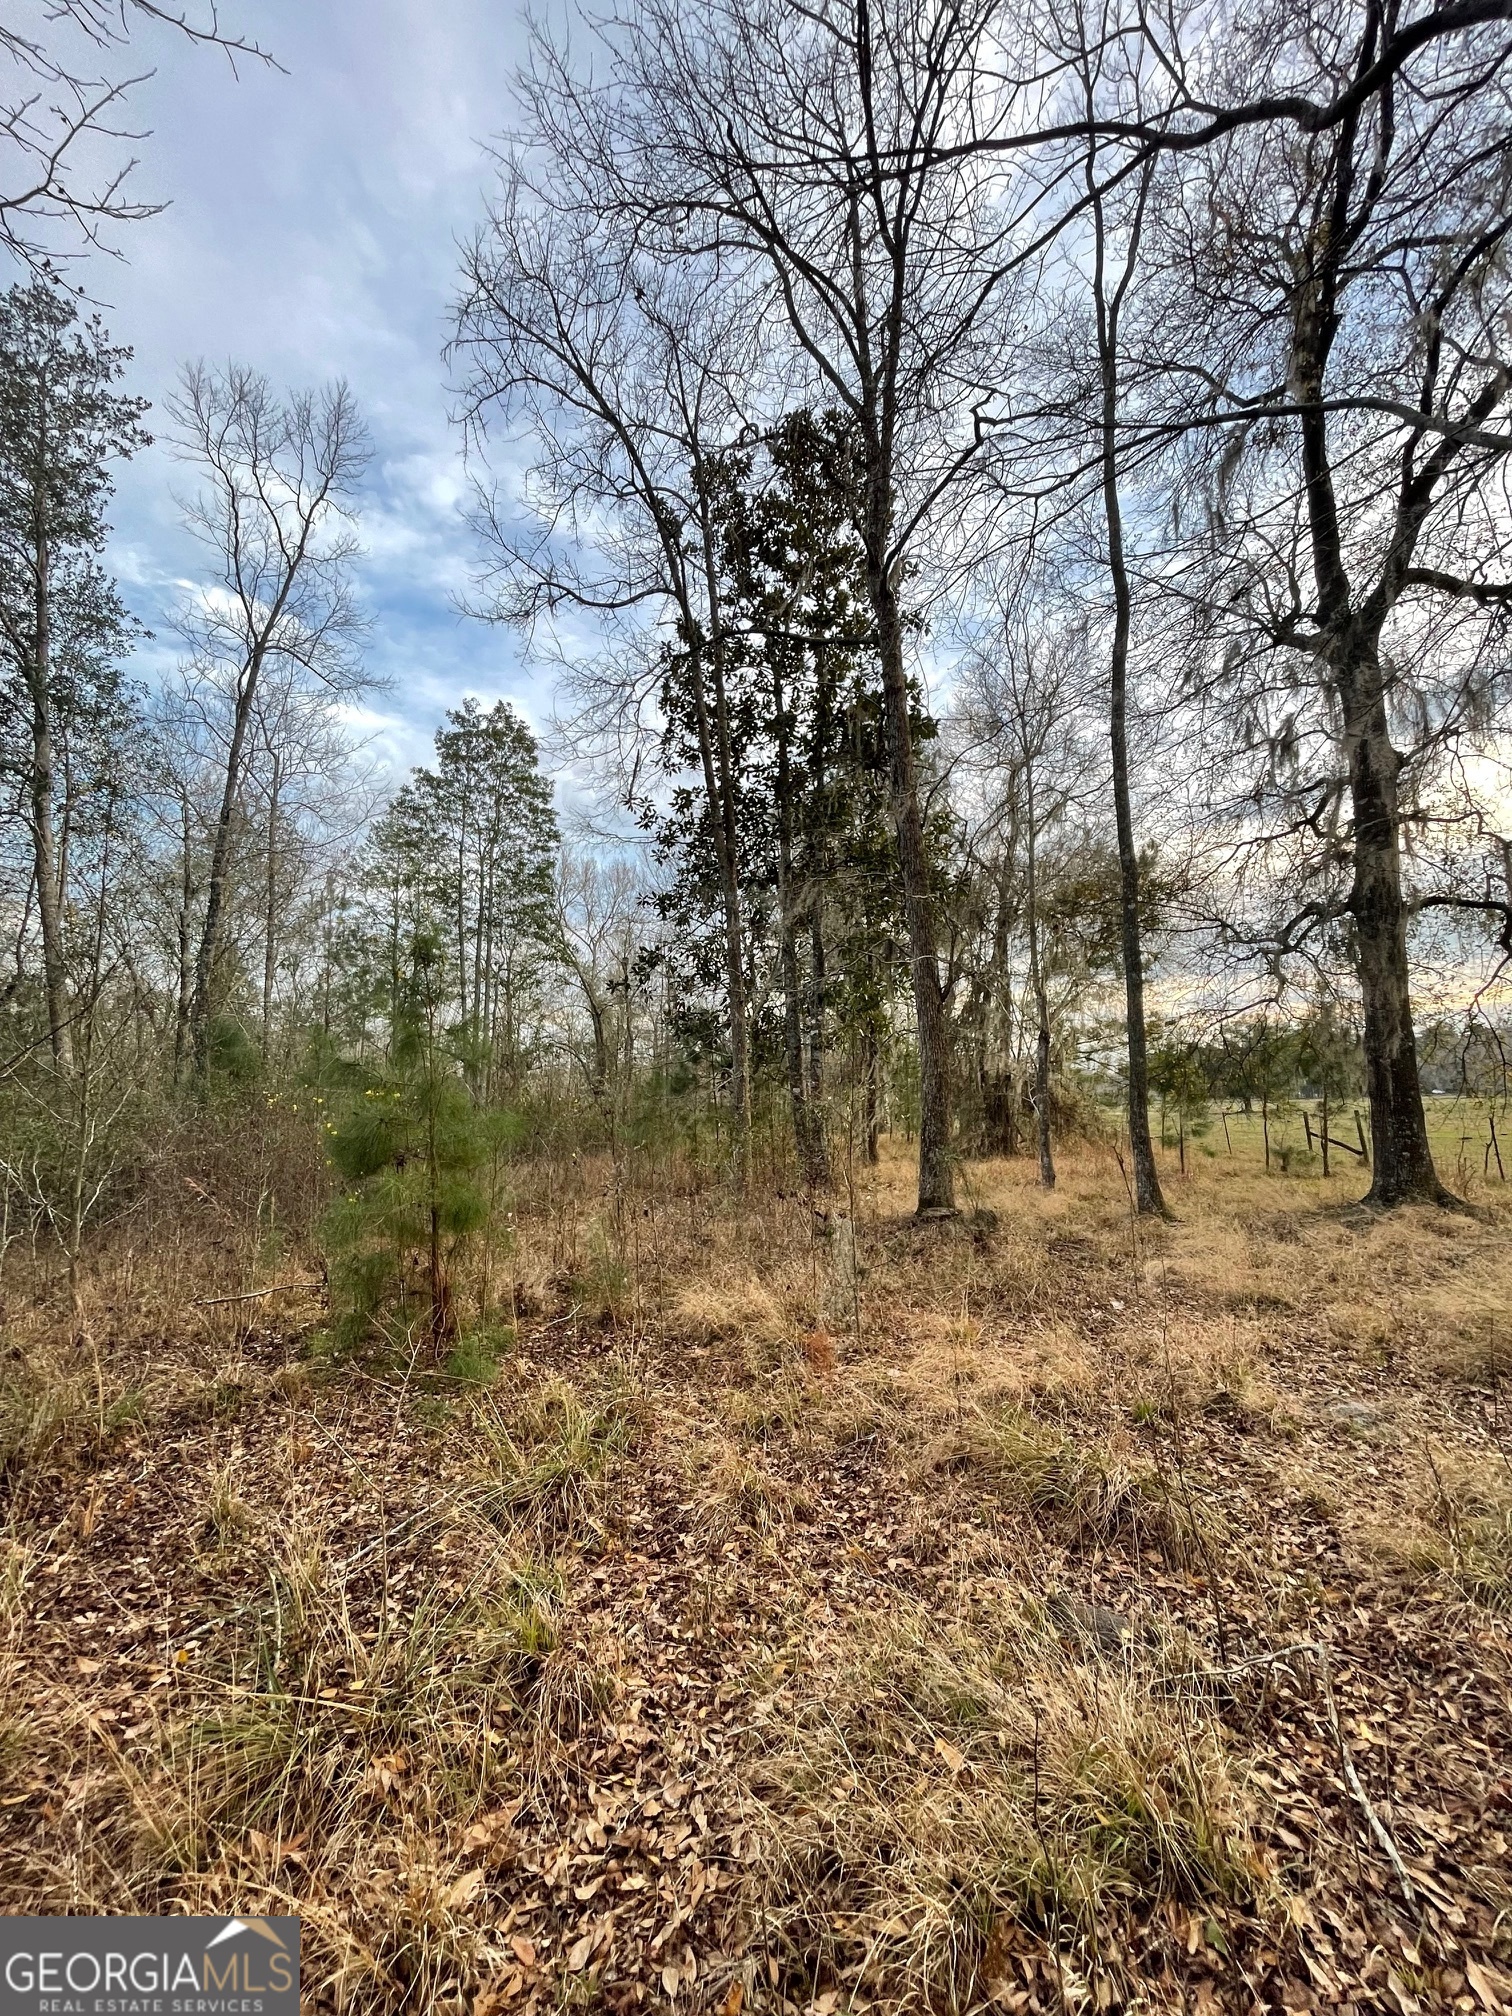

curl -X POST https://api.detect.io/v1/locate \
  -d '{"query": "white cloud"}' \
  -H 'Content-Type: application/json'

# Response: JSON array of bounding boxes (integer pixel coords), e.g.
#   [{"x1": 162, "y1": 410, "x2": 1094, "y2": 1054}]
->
[{"x1": 31, "y1": 0, "x2": 572, "y2": 779}]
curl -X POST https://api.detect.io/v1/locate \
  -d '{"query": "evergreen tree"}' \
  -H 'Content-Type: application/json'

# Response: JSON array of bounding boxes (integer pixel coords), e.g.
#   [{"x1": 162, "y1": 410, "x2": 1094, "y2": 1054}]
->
[
  {"x1": 335, "y1": 698, "x2": 559, "y2": 1091},
  {"x1": 0, "y1": 281, "x2": 148, "y2": 1072},
  {"x1": 321, "y1": 934, "x2": 516, "y2": 1356},
  {"x1": 648, "y1": 413, "x2": 918, "y2": 1182}
]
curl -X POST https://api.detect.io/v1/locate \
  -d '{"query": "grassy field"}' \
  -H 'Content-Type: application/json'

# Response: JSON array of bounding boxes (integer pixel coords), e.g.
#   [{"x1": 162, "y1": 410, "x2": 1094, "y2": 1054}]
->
[
  {"x1": 1, "y1": 1124, "x2": 1509, "y2": 2013},
  {"x1": 1168, "y1": 1096, "x2": 1510, "y2": 1194}
]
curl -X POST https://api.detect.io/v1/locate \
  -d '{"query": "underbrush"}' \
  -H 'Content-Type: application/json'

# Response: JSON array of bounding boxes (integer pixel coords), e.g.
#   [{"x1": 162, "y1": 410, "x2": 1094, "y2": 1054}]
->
[
  {"x1": 4, "y1": 1138, "x2": 1511, "y2": 2011},
  {"x1": 28, "y1": 1499, "x2": 572, "y2": 2009},
  {"x1": 1364, "y1": 1451, "x2": 1512, "y2": 1612},
  {"x1": 748, "y1": 1594, "x2": 1267, "y2": 2010},
  {"x1": 475, "y1": 1372, "x2": 642, "y2": 1537},
  {"x1": 153, "y1": 1519, "x2": 553, "y2": 1856}
]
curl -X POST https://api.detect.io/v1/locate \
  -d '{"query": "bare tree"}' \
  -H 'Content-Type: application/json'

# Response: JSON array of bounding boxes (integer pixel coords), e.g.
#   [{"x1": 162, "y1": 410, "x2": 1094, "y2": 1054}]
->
[
  {"x1": 512, "y1": 0, "x2": 1035, "y2": 1216},
  {"x1": 1, "y1": 2, "x2": 275, "y2": 271},
  {"x1": 454, "y1": 183, "x2": 759, "y2": 1172},
  {"x1": 553, "y1": 845, "x2": 646, "y2": 1116},
  {"x1": 168, "y1": 363, "x2": 370, "y2": 1080},
  {"x1": 244, "y1": 667, "x2": 379, "y2": 1063},
  {"x1": 1145, "y1": 0, "x2": 1512, "y2": 1205},
  {"x1": 1085, "y1": 133, "x2": 1167, "y2": 1215},
  {"x1": 957, "y1": 610, "x2": 1104, "y2": 1192}
]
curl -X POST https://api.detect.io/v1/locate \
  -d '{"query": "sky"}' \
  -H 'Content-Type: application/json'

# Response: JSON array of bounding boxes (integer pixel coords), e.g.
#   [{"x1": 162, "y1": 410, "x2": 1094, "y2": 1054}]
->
[{"x1": 47, "y1": 0, "x2": 550, "y2": 787}]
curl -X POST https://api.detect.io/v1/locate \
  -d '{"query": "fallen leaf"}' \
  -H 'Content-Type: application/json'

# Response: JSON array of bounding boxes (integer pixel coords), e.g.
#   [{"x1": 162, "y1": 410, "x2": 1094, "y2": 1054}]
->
[
  {"x1": 933, "y1": 1735, "x2": 966, "y2": 1774},
  {"x1": 720, "y1": 1984, "x2": 744, "y2": 2016},
  {"x1": 1468, "y1": 1959, "x2": 1506, "y2": 2015},
  {"x1": 567, "y1": 1931, "x2": 596, "y2": 1972},
  {"x1": 445, "y1": 1869, "x2": 485, "y2": 1909}
]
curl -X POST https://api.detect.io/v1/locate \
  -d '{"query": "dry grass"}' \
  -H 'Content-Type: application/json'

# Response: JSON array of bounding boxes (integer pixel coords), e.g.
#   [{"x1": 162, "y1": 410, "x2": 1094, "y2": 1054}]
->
[
  {"x1": 2, "y1": 1126, "x2": 1510, "y2": 2011},
  {"x1": 474, "y1": 1372, "x2": 641, "y2": 1537},
  {"x1": 748, "y1": 1592, "x2": 1264, "y2": 2009},
  {"x1": 1359, "y1": 1448, "x2": 1512, "y2": 1612},
  {"x1": 671, "y1": 1271, "x2": 787, "y2": 1350}
]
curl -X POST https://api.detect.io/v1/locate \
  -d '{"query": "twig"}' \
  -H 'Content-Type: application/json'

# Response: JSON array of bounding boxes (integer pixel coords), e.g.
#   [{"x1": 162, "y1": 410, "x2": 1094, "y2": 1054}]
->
[
  {"x1": 1163, "y1": 1638, "x2": 1419, "y2": 1910},
  {"x1": 1156, "y1": 1640, "x2": 1323, "y2": 1691},
  {"x1": 189, "y1": 1280, "x2": 321, "y2": 1307},
  {"x1": 1317, "y1": 1655, "x2": 1418, "y2": 1912},
  {"x1": 524, "y1": 1305, "x2": 584, "y2": 1336}
]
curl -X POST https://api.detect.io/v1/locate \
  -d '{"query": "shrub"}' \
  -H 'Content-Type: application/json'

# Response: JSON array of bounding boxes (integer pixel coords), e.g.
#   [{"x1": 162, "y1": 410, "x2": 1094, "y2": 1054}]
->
[{"x1": 319, "y1": 936, "x2": 520, "y2": 1356}]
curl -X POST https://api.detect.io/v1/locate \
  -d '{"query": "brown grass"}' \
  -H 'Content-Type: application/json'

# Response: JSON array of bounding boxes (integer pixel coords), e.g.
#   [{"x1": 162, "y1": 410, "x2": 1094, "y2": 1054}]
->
[{"x1": 2, "y1": 1127, "x2": 1510, "y2": 2011}]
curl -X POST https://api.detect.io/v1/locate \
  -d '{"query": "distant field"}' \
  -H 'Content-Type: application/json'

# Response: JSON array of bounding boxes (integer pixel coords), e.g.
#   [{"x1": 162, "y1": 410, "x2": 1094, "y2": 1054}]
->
[{"x1": 1140, "y1": 1095, "x2": 1511, "y2": 1195}]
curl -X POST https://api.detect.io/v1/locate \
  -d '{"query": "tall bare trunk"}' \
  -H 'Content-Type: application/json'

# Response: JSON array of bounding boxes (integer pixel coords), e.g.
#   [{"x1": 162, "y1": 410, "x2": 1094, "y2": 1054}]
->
[
  {"x1": 173, "y1": 795, "x2": 195, "y2": 1084},
  {"x1": 25, "y1": 531, "x2": 72, "y2": 1074},
  {"x1": 1025, "y1": 778, "x2": 1055, "y2": 1192},
  {"x1": 779, "y1": 918, "x2": 815, "y2": 1185},
  {"x1": 871, "y1": 560, "x2": 954, "y2": 1214},
  {"x1": 1106, "y1": 532, "x2": 1164, "y2": 1217},
  {"x1": 774, "y1": 660, "x2": 830, "y2": 1192},
  {"x1": 860, "y1": 1016, "x2": 882, "y2": 1166},
  {"x1": 190, "y1": 652, "x2": 263, "y2": 1080},
  {"x1": 1289, "y1": 148, "x2": 1447, "y2": 1207},
  {"x1": 806, "y1": 907, "x2": 830, "y2": 1173},
  {"x1": 1342, "y1": 647, "x2": 1445, "y2": 1203},
  {"x1": 1092, "y1": 170, "x2": 1165, "y2": 1217},
  {"x1": 685, "y1": 636, "x2": 749, "y2": 1176},
  {"x1": 261, "y1": 747, "x2": 282, "y2": 1061},
  {"x1": 695, "y1": 487, "x2": 751, "y2": 1175}
]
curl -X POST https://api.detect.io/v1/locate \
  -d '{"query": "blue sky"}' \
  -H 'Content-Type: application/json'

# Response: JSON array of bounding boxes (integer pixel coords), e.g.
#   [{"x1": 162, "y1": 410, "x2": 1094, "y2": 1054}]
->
[{"x1": 62, "y1": 0, "x2": 548, "y2": 785}]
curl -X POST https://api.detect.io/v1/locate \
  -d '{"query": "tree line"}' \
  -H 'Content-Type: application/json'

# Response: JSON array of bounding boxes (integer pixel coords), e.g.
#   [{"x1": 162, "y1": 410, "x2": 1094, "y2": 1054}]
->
[
  {"x1": 3, "y1": 0, "x2": 1512, "y2": 1295},
  {"x1": 452, "y1": 0, "x2": 1512, "y2": 1215}
]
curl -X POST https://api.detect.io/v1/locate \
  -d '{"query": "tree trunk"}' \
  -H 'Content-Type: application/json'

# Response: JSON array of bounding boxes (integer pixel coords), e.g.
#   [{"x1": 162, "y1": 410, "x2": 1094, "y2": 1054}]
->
[
  {"x1": 422, "y1": 980, "x2": 455, "y2": 1353},
  {"x1": 1288, "y1": 207, "x2": 1447, "y2": 1208},
  {"x1": 591, "y1": 1000, "x2": 611, "y2": 1109},
  {"x1": 456, "y1": 824, "x2": 470, "y2": 1041},
  {"x1": 806, "y1": 665, "x2": 833, "y2": 1167},
  {"x1": 871, "y1": 562, "x2": 954, "y2": 1215},
  {"x1": 805, "y1": 906, "x2": 830, "y2": 1180},
  {"x1": 1343, "y1": 652, "x2": 1446, "y2": 1204},
  {"x1": 190, "y1": 650, "x2": 263, "y2": 1080},
  {"x1": 1106, "y1": 519, "x2": 1165, "y2": 1211},
  {"x1": 686, "y1": 640, "x2": 750, "y2": 1177},
  {"x1": 861, "y1": 1017, "x2": 882, "y2": 1166},
  {"x1": 25, "y1": 532, "x2": 72, "y2": 1075},
  {"x1": 261, "y1": 747, "x2": 282, "y2": 1061},
  {"x1": 773, "y1": 658, "x2": 830, "y2": 1193},
  {"x1": 174, "y1": 795, "x2": 195, "y2": 1084},
  {"x1": 694, "y1": 491, "x2": 751, "y2": 1178},
  {"x1": 1025, "y1": 768, "x2": 1055, "y2": 1191},
  {"x1": 780, "y1": 916, "x2": 816, "y2": 1187},
  {"x1": 1091, "y1": 159, "x2": 1165, "y2": 1217}
]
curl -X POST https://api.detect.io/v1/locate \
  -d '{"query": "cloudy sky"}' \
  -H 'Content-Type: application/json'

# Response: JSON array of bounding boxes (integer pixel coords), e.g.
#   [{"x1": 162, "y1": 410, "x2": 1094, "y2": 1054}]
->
[{"x1": 59, "y1": 0, "x2": 548, "y2": 783}]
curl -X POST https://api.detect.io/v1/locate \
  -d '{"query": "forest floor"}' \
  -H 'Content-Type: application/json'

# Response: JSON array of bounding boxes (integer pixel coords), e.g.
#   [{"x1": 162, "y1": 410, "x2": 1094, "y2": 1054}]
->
[{"x1": 2, "y1": 1127, "x2": 1511, "y2": 2015}]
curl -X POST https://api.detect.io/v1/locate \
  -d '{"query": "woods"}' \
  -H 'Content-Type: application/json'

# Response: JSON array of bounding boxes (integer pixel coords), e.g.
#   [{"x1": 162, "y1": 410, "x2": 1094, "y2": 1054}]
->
[
  {"x1": 3, "y1": 1, "x2": 1512, "y2": 2011},
  {"x1": 4, "y1": 2, "x2": 1510, "y2": 1228}
]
